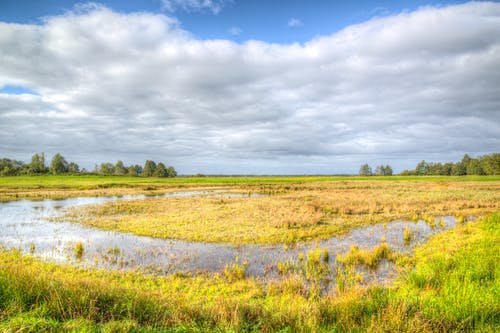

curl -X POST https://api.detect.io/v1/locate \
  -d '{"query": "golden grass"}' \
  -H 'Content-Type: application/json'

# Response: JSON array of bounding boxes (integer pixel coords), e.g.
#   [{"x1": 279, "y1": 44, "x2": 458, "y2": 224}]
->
[{"x1": 64, "y1": 180, "x2": 500, "y2": 244}]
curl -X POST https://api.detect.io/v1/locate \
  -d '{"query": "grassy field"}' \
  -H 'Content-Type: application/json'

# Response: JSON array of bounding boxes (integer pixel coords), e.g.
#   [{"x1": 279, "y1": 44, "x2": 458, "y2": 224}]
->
[
  {"x1": 0, "y1": 175, "x2": 499, "y2": 331},
  {"x1": 1, "y1": 174, "x2": 499, "y2": 202},
  {"x1": 0, "y1": 213, "x2": 498, "y2": 332},
  {"x1": 63, "y1": 180, "x2": 500, "y2": 244}
]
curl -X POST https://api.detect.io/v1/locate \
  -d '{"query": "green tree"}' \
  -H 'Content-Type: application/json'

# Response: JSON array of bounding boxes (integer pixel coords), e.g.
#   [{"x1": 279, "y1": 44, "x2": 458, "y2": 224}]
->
[
  {"x1": 99, "y1": 163, "x2": 114, "y2": 175},
  {"x1": 49, "y1": 153, "x2": 69, "y2": 175},
  {"x1": 466, "y1": 159, "x2": 484, "y2": 175},
  {"x1": 153, "y1": 162, "x2": 168, "y2": 177},
  {"x1": 479, "y1": 153, "x2": 500, "y2": 175},
  {"x1": 114, "y1": 160, "x2": 127, "y2": 175},
  {"x1": 167, "y1": 166, "x2": 177, "y2": 178},
  {"x1": 384, "y1": 165, "x2": 393, "y2": 176},
  {"x1": 359, "y1": 163, "x2": 372, "y2": 176},
  {"x1": 415, "y1": 160, "x2": 429, "y2": 175},
  {"x1": 67, "y1": 162, "x2": 80, "y2": 174},
  {"x1": 374, "y1": 165, "x2": 385, "y2": 176},
  {"x1": 28, "y1": 153, "x2": 47, "y2": 175},
  {"x1": 0, "y1": 158, "x2": 25, "y2": 176},
  {"x1": 142, "y1": 160, "x2": 156, "y2": 177},
  {"x1": 127, "y1": 165, "x2": 142, "y2": 176}
]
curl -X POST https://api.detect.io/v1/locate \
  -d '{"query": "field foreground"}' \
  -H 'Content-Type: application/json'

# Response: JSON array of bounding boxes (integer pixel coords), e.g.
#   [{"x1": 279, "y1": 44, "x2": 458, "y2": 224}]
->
[
  {"x1": 0, "y1": 213, "x2": 498, "y2": 332},
  {"x1": 0, "y1": 175, "x2": 499, "y2": 331}
]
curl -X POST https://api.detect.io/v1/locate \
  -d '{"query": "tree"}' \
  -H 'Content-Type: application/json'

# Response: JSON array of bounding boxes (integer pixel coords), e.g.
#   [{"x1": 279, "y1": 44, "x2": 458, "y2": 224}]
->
[
  {"x1": 466, "y1": 159, "x2": 484, "y2": 175},
  {"x1": 479, "y1": 153, "x2": 500, "y2": 175},
  {"x1": 49, "y1": 153, "x2": 69, "y2": 175},
  {"x1": 68, "y1": 162, "x2": 80, "y2": 174},
  {"x1": 114, "y1": 160, "x2": 127, "y2": 175},
  {"x1": 359, "y1": 163, "x2": 372, "y2": 176},
  {"x1": 374, "y1": 165, "x2": 385, "y2": 176},
  {"x1": 153, "y1": 162, "x2": 168, "y2": 177},
  {"x1": 127, "y1": 164, "x2": 142, "y2": 176},
  {"x1": 384, "y1": 165, "x2": 393, "y2": 176},
  {"x1": 415, "y1": 160, "x2": 429, "y2": 175},
  {"x1": 142, "y1": 160, "x2": 156, "y2": 177},
  {"x1": 0, "y1": 158, "x2": 25, "y2": 176},
  {"x1": 166, "y1": 166, "x2": 177, "y2": 178},
  {"x1": 28, "y1": 153, "x2": 47, "y2": 175},
  {"x1": 99, "y1": 162, "x2": 114, "y2": 175}
]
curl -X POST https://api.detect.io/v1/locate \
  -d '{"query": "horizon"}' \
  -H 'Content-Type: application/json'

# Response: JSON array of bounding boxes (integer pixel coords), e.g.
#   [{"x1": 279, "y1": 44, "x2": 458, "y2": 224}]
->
[{"x1": 1, "y1": 1, "x2": 499, "y2": 174}]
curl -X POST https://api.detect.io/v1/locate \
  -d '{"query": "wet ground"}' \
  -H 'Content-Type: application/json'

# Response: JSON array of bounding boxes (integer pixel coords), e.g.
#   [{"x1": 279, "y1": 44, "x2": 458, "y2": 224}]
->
[{"x1": 0, "y1": 190, "x2": 461, "y2": 285}]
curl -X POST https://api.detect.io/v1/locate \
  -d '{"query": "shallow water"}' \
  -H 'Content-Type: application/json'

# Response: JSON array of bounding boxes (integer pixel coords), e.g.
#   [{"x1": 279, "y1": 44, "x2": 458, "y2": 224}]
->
[{"x1": 0, "y1": 191, "x2": 460, "y2": 284}]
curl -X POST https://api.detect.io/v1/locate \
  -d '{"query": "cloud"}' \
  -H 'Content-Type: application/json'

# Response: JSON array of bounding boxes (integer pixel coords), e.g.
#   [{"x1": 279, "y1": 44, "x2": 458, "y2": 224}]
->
[
  {"x1": 161, "y1": 0, "x2": 229, "y2": 14},
  {"x1": 0, "y1": 2, "x2": 499, "y2": 174},
  {"x1": 228, "y1": 26, "x2": 241, "y2": 36},
  {"x1": 287, "y1": 18, "x2": 303, "y2": 28}
]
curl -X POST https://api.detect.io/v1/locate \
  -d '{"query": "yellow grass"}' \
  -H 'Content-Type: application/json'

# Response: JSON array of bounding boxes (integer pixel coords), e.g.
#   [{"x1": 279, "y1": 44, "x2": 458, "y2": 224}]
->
[{"x1": 63, "y1": 180, "x2": 500, "y2": 244}]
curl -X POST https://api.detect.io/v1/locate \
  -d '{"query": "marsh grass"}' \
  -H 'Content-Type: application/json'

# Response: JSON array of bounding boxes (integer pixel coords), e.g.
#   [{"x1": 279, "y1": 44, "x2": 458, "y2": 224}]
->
[
  {"x1": 403, "y1": 228, "x2": 412, "y2": 245},
  {"x1": 74, "y1": 242, "x2": 84, "y2": 259},
  {"x1": 337, "y1": 242, "x2": 393, "y2": 270},
  {"x1": 63, "y1": 180, "x2": 500, "y2": 244},
  {"x1": 0, "y1": 213, "x2": 498, "y2": 331}
]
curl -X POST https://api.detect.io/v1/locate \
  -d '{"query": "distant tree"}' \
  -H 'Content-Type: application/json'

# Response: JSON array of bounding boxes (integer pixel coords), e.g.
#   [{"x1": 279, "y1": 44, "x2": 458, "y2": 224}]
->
[
  {"x1": 479, "y1": 153, "x2": 500, "y2": 175},
  {"x1": 142, "y1": 160, "x2": 156, "y2": 177},
  {"x1": 451, "y1": 162, "x2": 466, "y2": 176},
  {"x1": 114, "y1": 160, "x2": 127, "y2": 175},
  {"x1": 166, "y1": 166, "x2": 177, "y2": 178},
  {"x1": 384, "y1": 165, "x2": 393, "y2": 176},
  {"x1": 415, "y1": 160, "x2": 429, "y2": 175},
  {"x1": 374, "y1": 165, "x2": 385, "y2": 176},
  {"x1": 68, "y1": 162, "x2": 80, "y2": 174},
  {"x1": 49, "y1": 153, "x2": 69, "y2": 175},
  {"x1": 399, "y1": 169, "x2": 417, "y2": 176},
  {"x1": 0, "y1": 158, "x2": 25, "y2": 176},
  {"x1": 99, "y1": 162, "x2": 114, "y2": 175},
  {"x1": 28, "y1": 153, "x2": 47, "y2": 175},
  {"x1": 127, "y1": 164, "x2": 142, "y2": 176},
  {"x1": 153, "y1": 162, "x2": 168, "y2": 177},
  {"x1": 466, "y1": 159, "x2": 484, "y2": 175},
  {"x1": 359, "y1": 163, "x2": 372, "y2": 176}
]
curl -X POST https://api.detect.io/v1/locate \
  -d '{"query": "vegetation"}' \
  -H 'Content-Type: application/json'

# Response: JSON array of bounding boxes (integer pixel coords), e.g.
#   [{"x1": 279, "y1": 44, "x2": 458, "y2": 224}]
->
[
  {"x1": 63, "y1": 180, "x2": 500, "y2": 244},
  {"x1": 0, "y1": 213, "x2": 498, "y2": 331},
  {"x1": 0, "y1": 153, "x2": 177, "y2": 178},
  {"x1": 401, "y1": 153, "x2": 500, "y2": 176}
]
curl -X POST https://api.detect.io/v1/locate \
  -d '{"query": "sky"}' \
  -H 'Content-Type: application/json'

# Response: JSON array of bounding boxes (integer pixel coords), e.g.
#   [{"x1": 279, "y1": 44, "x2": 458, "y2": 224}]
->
[{"x1": 0, "y1": 1, "x2": 499, "y2": 174}]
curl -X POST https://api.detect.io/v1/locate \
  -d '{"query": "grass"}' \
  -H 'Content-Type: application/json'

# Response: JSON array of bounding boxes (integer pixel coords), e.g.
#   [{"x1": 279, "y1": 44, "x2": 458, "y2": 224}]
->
[
  {"x1": 1, "y1": 174, "x2": 499, "y2": 202},
  {"x1": 62, "y1": 179, "x2": 500, "y2": 244},
  {"x1": 1, "y1": 213, "x2": 498, "y2": 331},
  {"x1": 336, "y1": 242, "x2": 394, "y2": 270}
]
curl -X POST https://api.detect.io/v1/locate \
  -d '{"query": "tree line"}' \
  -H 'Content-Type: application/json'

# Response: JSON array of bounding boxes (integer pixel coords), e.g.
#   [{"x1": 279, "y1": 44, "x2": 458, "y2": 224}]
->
[
  {"x1": 0, "y1": 153, "x2": 177, "y2": 178},
  {"x1": 400, "y1": 153, "x2": 499, "y2": 176},
  {"x1": 358, "y1": 164, "x2": 393, "y2": 176}
]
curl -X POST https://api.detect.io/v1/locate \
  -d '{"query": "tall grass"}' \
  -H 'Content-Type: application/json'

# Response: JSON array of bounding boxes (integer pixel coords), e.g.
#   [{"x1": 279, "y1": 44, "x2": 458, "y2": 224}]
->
[{"x1": 1, "y1": 214, "x2": 498, "y2": 331}]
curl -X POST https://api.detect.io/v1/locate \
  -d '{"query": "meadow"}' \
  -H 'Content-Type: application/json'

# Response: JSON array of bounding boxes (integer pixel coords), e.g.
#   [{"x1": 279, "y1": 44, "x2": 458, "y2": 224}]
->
[{"x1": 0, "y1": 175, "x2": 499, "y2": 332}]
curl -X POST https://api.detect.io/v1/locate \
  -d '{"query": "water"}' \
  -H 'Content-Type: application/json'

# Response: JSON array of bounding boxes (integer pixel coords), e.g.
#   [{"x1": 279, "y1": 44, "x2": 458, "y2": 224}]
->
[{"x1": 0, "y1": 191, "x2": 461, "y2": 283}]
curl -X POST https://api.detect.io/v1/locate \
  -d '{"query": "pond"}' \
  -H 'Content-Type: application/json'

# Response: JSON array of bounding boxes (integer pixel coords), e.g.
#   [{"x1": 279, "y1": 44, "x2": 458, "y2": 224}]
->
[{"x1": 0, "y1": 190, "x2": 462, "y2": 285}]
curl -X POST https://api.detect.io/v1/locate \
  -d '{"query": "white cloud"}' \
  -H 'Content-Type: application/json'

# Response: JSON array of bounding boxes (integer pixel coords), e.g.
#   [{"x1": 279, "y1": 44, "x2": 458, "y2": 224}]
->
[
  {"x1": 288, "y1": 18, "x2": 303, "y2": 28},
  {"x1": 0, "y1": 2, "x2": 499, "y2": 174},
  {"x1": 161, "y1": 0, "x2": 229, "y2": 14}
]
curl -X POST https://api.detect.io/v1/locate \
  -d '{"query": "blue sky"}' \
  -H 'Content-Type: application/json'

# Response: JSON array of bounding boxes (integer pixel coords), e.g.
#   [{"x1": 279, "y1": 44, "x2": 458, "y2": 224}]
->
[
  {"x1": 0, "y1": 1, "x2": 499, "y2": 174},
  {"x1": 1, "y1": 0, "x2": 473, "y2": 43}
]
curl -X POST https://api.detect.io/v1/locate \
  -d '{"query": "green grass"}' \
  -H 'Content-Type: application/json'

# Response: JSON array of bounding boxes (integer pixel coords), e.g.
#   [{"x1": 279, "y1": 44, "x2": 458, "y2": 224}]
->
[
  {"x1": 1, "y1": 174, "x2": 499, "y2": 188},
  {"x1": 1, "y1": 213, "x2": 498, "y2": 332}
]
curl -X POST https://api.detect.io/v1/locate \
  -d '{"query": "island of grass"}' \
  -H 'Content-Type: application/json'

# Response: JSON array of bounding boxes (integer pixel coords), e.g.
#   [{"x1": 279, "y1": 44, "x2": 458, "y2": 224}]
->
[{"x1": 57, "y1": 177, "x2": 500, "y2": 244}]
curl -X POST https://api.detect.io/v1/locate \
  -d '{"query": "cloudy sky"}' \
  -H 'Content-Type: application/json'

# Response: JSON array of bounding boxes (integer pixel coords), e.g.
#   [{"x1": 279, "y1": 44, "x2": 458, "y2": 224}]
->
[{"x1": 0, "y1": 1, "x2": 499, "y2": 174}]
